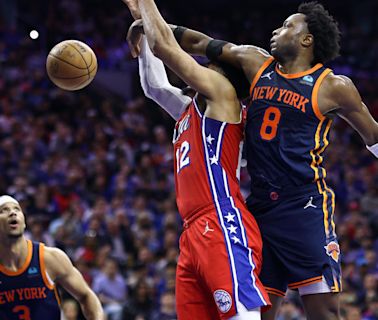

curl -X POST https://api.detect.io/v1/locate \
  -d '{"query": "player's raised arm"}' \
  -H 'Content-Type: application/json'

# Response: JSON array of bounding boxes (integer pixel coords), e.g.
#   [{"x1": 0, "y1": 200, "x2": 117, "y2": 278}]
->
[
  {"x1": 172, "y1": 26, "x2": 271, "y2": 82},
  {"x1": 127, "y1": 20, "x2": 191, "y2": 120},
  {"x1": 44, "y1": 247, "x2": 104, "y2": 320},
  {"x1": 121, "y1": 0, "x2": 269, "y2": 83},
  {"x1": 137, "y1": 0, "x2": 236, "y2": 105},
  {"x1": 323, "y1": 74, "x2": 378, "y2": 157}
]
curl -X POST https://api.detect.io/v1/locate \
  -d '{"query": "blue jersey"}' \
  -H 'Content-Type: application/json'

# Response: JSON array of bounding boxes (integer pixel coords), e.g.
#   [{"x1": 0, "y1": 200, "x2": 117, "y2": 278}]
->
[
  {"x1": 246, "y1": 57, "x2": 332, "y2": 192},
  {"x1": 0, "y1": 240, "x2": 61, "y2": 320}
]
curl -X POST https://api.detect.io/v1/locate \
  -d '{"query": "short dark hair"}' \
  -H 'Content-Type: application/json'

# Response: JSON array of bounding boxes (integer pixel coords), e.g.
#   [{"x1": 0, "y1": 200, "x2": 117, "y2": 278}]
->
[{"x1": 298, "y1": 2, "x2": 341, "y2": 64}]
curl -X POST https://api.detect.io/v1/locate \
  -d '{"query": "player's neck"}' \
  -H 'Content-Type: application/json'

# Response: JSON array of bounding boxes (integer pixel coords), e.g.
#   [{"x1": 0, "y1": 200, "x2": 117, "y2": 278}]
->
[
  {"x1": 277, "y1": 57, "x2": 314, "y2": 75},
  {"x1": 0, "y1": 236, "x2": 28, "y2": 270}
]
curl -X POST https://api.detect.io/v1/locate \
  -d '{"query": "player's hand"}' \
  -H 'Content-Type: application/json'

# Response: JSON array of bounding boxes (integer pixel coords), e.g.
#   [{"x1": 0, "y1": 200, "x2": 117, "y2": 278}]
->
[
  {"x1": 121, "y1": 0, "x2": 141, "y2": 20},
  {"x1": 127, "y1": 19, "x2": 144, "y2": 58}
]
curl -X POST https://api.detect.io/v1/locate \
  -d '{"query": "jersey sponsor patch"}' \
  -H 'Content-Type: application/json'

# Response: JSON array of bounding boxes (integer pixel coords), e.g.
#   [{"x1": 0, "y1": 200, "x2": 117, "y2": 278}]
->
[
  {"x1": 214, "y1": 289, "x2": 232, "y2": 313},
  {"x1": 324, "y1": 241, "x2": 340, "y2": 263},
  {"x1": 300, "y1": 75, "x2": 314, "y2": 86},
  {"x1": 27, "y1": 267, "x2": 38, "y2": 275}
]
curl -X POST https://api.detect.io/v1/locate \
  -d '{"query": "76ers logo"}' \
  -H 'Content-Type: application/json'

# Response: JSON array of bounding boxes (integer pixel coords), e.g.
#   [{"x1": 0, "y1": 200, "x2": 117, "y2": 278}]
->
[
  {"x1": 324, "y1": 241, "x2": 340, "y2": 263},
  {"x1": 173, "y1": 115, "x2": 190, "y2": 143},
  {"x1": 214, "y1": 290, "x2": 232, "y2": 313}
]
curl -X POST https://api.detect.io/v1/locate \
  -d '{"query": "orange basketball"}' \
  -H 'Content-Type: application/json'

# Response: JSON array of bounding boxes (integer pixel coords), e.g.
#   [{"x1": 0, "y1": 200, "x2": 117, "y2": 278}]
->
[{"x1": 46, "y1": 40, "x2": 97, "y2": 91}]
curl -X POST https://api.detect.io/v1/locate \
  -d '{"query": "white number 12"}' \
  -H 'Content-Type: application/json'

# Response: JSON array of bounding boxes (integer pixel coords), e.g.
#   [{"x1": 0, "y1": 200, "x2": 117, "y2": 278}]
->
[{"x1": 176, "y1": 141, "x2": 190, "y2": 173}]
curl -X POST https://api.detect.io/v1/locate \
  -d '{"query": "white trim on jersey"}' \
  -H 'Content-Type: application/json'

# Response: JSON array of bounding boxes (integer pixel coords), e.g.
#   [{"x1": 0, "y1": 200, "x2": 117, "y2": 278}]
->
[{"x1": 193, "y1": 96, "x2": 203, "y2": 118}]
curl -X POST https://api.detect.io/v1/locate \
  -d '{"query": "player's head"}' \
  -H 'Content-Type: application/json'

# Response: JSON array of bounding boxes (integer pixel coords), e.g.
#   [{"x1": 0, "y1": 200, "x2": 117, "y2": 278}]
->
[
  {"x1": 207, "y1": 61, "x2": 250, "y2": 99},
  {"x1": 271, "y1": 2, "x2": 341, "y2": 65},
  {"x1": 0, "y1": 195, "x2": 26, "y2": 240}
]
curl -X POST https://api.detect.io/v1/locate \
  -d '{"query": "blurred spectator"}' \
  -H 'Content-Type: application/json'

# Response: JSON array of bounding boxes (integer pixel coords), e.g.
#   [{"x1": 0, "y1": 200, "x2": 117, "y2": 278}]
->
[
  {"x1": 121, "y1": 279, "x2": 154, "y2": 320},
  {"x1": 62, "y1": 299, "x2": 80, "y2": 320},
  {"x1": 93, "y1": 258, "x2": 128, "y2": 320},
  {"x1": 151, "y1": 290, "x2": 177, "y2": 320}
]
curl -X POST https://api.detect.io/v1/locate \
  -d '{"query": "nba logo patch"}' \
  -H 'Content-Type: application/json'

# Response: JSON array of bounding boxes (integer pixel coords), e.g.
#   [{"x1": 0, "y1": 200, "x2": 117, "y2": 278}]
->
[
  {"x1": 324, "y1": 241, "x2": 340, "y2": 263},
  {"x1": 214, "y1": 289, "x2": 232, "y2": 313}
]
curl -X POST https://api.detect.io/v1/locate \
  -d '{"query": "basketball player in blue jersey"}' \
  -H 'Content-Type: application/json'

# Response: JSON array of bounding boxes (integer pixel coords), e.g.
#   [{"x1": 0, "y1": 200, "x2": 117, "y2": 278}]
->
[
  {"x1": 123, "y1": 1, "x2": 378, "y2": 319},
  {"x1": 0, "y1": 195, "x2": 104, "y2": 320}
]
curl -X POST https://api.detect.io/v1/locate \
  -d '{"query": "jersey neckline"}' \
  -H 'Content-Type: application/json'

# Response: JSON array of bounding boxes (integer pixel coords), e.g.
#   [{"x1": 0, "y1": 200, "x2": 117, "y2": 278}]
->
[
  {"x1": 0, "y1": 239, "x2": 33, "y2": 276},
  {"x1": 275, "y1": 63, "x2": 323, "y2": 79}
]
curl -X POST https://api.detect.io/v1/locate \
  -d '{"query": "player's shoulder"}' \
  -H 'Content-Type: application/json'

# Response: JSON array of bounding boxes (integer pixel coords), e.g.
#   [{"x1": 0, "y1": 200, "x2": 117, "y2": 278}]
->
[
  {"x1": 230, "y1": 44, "x2": 271, "y2": 57},
  {"x1": 323, "y1": 72, "x2": 356, "y2": 93},
  {"x1": 321, "y1": 72, "x2": 361, "y2": 109},
  {"x1": 229, "y1": 44, "x2": 272, "y2": 70},
  {"x1": 43, "y1": 246, "x2": 72, "y2": 273}
]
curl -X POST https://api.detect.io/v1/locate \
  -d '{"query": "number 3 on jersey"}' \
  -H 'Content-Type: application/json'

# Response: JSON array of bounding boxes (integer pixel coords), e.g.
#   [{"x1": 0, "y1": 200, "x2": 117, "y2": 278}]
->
[
  {"x1": 176, "y1": 141, "x2": 190, "y2": 173},
  {"x1": 260, "y1": 106, "x2": 281, "y2": 141},
  {"x1": 13, "y1": 306, "x2": 31, "y2": 320}
]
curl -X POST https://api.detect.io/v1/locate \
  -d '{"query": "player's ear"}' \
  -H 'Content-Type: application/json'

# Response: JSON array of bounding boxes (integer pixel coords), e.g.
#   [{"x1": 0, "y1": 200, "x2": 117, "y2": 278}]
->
[{"x1": 302, "y1": 33, "x2": 314, "y2": 48}]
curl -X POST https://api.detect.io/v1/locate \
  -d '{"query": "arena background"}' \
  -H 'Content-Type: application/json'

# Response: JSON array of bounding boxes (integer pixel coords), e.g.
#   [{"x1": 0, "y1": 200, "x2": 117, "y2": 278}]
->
[{"x1": 0, "y1": 0, "x2": 377, "y2": 319}]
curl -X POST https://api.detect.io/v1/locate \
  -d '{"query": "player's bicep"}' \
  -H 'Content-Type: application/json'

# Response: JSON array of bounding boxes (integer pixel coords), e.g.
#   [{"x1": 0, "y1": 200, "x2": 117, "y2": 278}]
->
[
  {"x1": 47, "y1": 248, "x2": 91, "y2": 301},
  {"x1": 334, "y1": 77, "x2": 378, "y2": 145},
  {"x1": 337, "y1": 101, "x2": 378, "y2": 145}
]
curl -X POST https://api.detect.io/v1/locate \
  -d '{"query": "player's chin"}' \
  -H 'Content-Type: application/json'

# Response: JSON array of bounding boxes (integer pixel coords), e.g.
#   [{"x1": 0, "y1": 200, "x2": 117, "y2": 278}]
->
[{"x1": 7, "y1": 230, "x2": 24, "y2": 239}]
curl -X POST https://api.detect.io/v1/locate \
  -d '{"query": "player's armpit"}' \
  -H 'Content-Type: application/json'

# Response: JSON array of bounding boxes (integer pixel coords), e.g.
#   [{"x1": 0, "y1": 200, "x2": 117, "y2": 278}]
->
[{"x1": 330, "y1": 75, "x2": 378, "y2": 146}]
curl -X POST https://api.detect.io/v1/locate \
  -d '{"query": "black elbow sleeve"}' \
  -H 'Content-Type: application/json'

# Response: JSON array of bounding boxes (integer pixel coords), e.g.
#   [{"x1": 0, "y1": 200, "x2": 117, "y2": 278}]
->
[
  {"x1": 206, "y1": 39, "x2": 228, "y2": 61},
  {"x1": 173, "y1": 26, "x2": 188, "y2": 44}
]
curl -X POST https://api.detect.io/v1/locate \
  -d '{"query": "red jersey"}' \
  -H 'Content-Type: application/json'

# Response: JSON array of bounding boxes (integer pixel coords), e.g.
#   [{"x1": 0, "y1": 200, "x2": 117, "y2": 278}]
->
[{"x1": 173, "y1": 100, "x2": 245, "y2": 220}]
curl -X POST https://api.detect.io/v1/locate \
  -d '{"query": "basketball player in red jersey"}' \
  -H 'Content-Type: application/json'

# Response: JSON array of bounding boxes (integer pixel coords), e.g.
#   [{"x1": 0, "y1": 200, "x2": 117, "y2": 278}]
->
[
  {"x1": 0, "y1": 195, "x2": 104, "y2": 320},
  {"x1": 124, "y1": 1, "x2": 378, "y2": 320},
  {"x1": 123, "y1": 1, "x2": 271, "y2": 319}
]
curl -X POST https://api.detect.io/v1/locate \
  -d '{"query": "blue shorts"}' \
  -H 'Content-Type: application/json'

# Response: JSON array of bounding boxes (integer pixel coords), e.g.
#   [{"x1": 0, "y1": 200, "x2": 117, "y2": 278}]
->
[{"x1": 246, "y1": 183, "x2": 342, "y2": 297}]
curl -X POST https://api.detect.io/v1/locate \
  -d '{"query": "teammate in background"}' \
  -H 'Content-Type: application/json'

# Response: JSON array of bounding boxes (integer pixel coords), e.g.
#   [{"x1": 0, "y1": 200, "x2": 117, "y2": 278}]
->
[
  {"x1": 124, "y1": 1, "x2": 378, "y2": 319},
  {"x1": 0, "y1": 195, "x2": 104, "y2": 320},
  {"x1": 123, "y1": 1, "x2": 270, "y2": 319}
]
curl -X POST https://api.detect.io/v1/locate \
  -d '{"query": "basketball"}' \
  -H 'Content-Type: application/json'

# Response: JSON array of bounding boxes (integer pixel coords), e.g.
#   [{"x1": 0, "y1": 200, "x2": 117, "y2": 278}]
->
[{"x1": 46, "y1": 40, "x2": 97, "y2": 91}]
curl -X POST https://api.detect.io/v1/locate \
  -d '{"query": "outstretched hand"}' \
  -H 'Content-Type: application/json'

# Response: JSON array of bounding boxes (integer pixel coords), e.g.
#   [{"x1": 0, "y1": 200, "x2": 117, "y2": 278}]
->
[
  {"x1": 121, "y1": 0, "x2": 141, "y2": 19},
  {"x1": 127, "y1": 19, "x2": 144, "y2": 58}
]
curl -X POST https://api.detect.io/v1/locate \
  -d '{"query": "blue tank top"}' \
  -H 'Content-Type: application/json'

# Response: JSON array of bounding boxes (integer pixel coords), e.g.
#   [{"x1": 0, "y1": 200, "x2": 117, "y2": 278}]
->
[
  {"x1": 246, "y1": 57, "x2": 332, "y2": 192},
  {"x1": 0, "y1": 240, "x2": 61, "y2": 320}
]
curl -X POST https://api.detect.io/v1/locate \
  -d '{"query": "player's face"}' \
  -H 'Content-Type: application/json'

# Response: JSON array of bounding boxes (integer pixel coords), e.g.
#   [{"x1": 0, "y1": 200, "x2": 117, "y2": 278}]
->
[
  {"x1": 270, "y1": 13, "x2": 310, "y2": 63},
  {"x1": 0, "y1": 202, "x2": 26, "y2": 239}
]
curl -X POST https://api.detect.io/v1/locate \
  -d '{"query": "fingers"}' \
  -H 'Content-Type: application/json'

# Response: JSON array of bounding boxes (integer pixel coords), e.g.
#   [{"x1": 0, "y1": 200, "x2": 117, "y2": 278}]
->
[{"x1": 121, "y1": 0, "x2": 141, "y2": 20}]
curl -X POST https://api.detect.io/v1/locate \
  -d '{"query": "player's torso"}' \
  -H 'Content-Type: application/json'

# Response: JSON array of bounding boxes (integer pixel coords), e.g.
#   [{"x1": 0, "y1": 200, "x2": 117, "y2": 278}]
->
[
  {"x1": 246, "y1": 58, "x2": 332, "y2": 191},
  {"x1": 0, "y1": 241, "x2": 61, "y2": 320},
  {"x1": 173, "y1": 101, "x2": 245, "y2": 220}
]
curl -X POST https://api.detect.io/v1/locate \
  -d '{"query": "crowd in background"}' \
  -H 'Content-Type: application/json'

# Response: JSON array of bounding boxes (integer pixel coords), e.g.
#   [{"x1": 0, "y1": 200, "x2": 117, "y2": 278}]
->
[{"x1": 0, "y1": 0, "x2": 377, "y2": 319}]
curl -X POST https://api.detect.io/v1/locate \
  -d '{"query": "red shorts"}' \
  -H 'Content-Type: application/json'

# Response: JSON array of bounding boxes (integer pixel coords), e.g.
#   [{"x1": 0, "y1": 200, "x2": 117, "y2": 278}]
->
[{"x1": 176, "y1": 201, "x2": 270, "y2": 319}]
